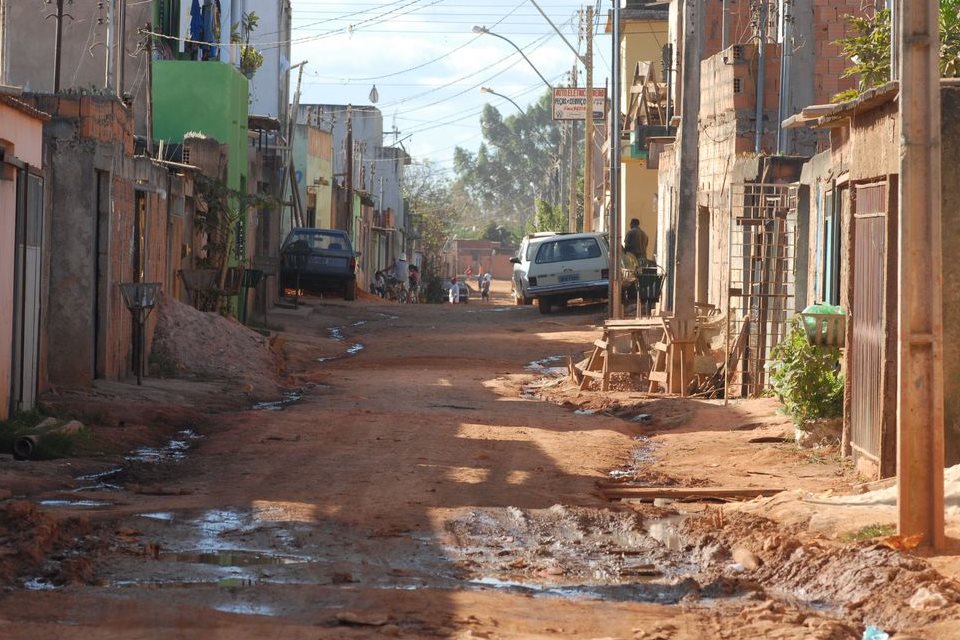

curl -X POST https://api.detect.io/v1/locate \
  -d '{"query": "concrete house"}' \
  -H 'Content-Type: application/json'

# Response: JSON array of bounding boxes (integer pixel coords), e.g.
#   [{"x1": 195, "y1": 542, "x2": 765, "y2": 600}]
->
[
  {"x1": 788, "y1": 82, "x2": 960, "y2": 477},
  {"x1": 295, "y1": 104, "x2": 410, "y2": 285},
  {"x1": 604, "y1": 1, "x2": 669, "y2": 250},
  {"x1": 651, "y1": 0, "x2": 867, "y2": 394},
  {"x1": 0, "y1": 90, "x2": 47, "y2": 419}
]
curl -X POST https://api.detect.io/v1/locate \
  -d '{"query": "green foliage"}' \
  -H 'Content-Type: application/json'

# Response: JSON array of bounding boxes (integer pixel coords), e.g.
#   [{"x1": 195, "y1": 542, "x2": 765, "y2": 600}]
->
[
  {"x1": 534, "y1": 198, "x2": 566, "y2": 233},
  {"x1": 768, "y1": 317, "x2": 844, "y2": 426},
  {"x1": 193, "y1": 174, "x2": 275, "y2": 313},
  {"x1": 232, "y1": 12, "x2": 263, "y2": 78},
  {"x1": 840, "y1": 523, "x2": 896, "y2": 542},
  {"x1": 404, "y1": 161, "x2": 467, "y2": 302},
  {"x1": 835, "y1": 2, "x2": 960, "y2": 101},
  {"x1": 453, "y1": 91, "x2": 567, "y2": 232}
]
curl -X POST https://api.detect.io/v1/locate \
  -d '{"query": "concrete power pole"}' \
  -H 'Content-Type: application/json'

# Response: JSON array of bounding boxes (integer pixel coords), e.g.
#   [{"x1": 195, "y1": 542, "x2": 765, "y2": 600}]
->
[
  {"x1": 672, "y1": 0, "x2": 701, "y2": 318},
  {"x1": 568, "y1": 63, "x2": 578, "y2": 233},
  {"x1": 897, "y1": 0, "x2": 945, "y2": 549},
  {"x1": 583, "y1": 5, "x2": 595, "y2": 233},
  {"x1": 609, "y1": 0, "x2": 623, "y2": 318}
]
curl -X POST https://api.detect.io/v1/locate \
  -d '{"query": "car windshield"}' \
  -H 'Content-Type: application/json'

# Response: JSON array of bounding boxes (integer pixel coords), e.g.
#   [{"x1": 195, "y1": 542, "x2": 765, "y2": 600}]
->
[
  {"x1": 284, "y1": 231, "x2": 350, "y2": 252},
  {"x1": 534, "y1": 237, "x2": 602, "y2": 264}
]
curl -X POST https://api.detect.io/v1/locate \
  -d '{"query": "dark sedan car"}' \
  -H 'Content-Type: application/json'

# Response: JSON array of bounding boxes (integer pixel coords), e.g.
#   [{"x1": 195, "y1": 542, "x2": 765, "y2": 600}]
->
[{"x1": 280, "y1": 228, "x2": 357, "y2": 300}]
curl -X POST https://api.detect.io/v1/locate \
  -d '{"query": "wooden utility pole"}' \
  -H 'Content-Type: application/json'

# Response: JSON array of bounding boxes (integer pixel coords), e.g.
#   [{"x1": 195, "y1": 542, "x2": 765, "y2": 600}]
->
[
  {"x1": 568, "y1": 63, "x2": 578, "y2": 233},
  {"x1": 897, "y1": 0, "x2": 945, "y2": 549},
  {"x1": 583, "y1": 5, "x2": 595, "y2": 233}
]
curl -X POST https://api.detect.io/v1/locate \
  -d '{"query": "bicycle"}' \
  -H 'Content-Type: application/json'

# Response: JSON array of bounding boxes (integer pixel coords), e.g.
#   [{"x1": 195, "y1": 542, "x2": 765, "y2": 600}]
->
[{"x1": 385, "y1": 275, "x2": 407, "y2": 304}]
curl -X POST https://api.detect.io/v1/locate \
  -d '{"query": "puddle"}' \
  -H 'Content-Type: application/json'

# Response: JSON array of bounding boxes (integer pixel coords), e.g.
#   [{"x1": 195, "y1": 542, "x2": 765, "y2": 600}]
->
[
  {"x1": 23, "y1": 577, "x2": 57, "y2": 591},
  {"x1": 73, "y1": 466, "x2": 124, "y2": 492},
  {"x1": 166, "y1": 550, "x2": 308, "y2": 567},
  {"x1": 214, "y1": 602, "x2": 278, "y2": 617},
  {"x1": 377, "y1": 313, "x2": 400, "y2": 320},
  {"x1": 38, "y1": 499, "x2": 112, "y2": 508},
  {"x1": 352, "y1": 320, "x2": 368, "y2": 326},
  {"x1": 608, "y1": 436, "x2": 657, "y2": 480},
  {"x1": 76, "y1": 467, "x2": 123, "y2": 482},
  {"x1": 346, "y1": 343, "x2": 364, "y2": 355},
  {"x1": 126, "y1": 429, "x2": 201, "y2": 463},
  {"x1": 328, "y1": 327, "x2": 345, "y2": 341},
  {"x1": 251, "y1": 390, "x2": 303, "y2": 411},
  {"x1": 317, "y1": 356, "x2": 338, "y2": 363},
  {"x1": 139, "y1": 512, "x2": 176, "y2": 522},
  {"x1": 645, "y1": 515, "x2": 688, "y2": 552},
  {"x1": 525, "y1": 355, "x2": 567, "y2": 376}
]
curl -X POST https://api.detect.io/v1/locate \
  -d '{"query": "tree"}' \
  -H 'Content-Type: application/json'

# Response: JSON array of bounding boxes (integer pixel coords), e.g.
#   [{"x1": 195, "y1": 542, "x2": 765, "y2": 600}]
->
[
  {"x1": 453, "y1": 90, "x2": 567, "y2": 234},
  {"x1": 404, "y1": 161, "x2": 468, "y2": 302},
  {"x1": 835, "y1": 1, "x2": 960, "y2": 101}
]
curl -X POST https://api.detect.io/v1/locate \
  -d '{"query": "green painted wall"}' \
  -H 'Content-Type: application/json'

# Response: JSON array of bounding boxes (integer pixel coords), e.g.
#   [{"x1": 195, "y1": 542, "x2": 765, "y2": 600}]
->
[{"x1": 152, "y1": 60, "x2": 249, "y2": 195}]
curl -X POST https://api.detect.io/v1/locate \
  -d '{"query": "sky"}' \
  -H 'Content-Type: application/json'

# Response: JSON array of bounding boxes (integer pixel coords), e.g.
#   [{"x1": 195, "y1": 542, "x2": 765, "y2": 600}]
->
[{"x1": 288, "y1": 0, "x2": 613, "y2": 174}]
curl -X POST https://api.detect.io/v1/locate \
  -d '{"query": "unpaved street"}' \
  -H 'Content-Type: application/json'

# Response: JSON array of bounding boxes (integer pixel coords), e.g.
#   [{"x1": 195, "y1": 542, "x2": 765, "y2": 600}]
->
[{"x1": 1, "y1": 286, "x2": 958, "y2": 639}]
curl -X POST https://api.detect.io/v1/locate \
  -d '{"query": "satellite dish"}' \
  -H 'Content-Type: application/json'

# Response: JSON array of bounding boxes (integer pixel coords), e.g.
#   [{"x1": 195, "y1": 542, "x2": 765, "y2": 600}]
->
[{"x1": 369, "y1": 84, "x2": 379, "y2": 104}]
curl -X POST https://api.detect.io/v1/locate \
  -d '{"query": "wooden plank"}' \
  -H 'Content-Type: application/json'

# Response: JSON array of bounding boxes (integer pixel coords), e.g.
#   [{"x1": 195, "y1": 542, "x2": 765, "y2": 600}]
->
[
  {"x1": 648, "y1": 371, "x2": 668, "y2": 382},
  {"x1": 594, "y1": 339, "x2": 609, "y2": 350},
  {"x1": 599, "y1": 486, "x2": 784, "y2": 501},
  {"x1": 607, "y1": 353, "x2": 649, "y2": 374}
]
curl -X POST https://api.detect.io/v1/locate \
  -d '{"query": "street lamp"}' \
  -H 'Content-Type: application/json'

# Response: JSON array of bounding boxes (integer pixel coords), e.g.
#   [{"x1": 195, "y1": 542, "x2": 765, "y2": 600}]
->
[
  {"x1": 480, "y1": 86, "x2": 523, "y2": 114},
  {"x1": 472, "y1": 25, "x2": 552, "y2": 89}
]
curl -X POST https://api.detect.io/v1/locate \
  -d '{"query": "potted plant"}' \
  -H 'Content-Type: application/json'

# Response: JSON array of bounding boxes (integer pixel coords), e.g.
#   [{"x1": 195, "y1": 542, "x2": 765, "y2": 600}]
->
[{"x1": 232, "y1": 12, "x2": 263, "y2": 79}]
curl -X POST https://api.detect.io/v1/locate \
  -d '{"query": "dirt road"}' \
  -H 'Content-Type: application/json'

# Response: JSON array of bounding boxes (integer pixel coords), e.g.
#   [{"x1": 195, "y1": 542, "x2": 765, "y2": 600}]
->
[{"x1": 1, "y1": 284, "x2": 958, "y2": 639}]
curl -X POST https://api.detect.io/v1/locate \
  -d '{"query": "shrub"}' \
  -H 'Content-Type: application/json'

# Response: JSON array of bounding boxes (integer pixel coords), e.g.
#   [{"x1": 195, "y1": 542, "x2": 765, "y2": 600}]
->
[{"x1": 768, "y1": 317, "x2": 844, "y2": 426}]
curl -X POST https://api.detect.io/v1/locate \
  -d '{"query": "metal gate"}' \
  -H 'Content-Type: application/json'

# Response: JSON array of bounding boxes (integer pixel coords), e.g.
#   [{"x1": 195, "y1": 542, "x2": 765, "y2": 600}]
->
[
  {"x1": 10, "y1": 170, "x2": 44, "y2": 414},
  {"x1": 850, "y1": 181, "x2": 889, "y2": 468},
  {"x1": 725, "y1": 183, "x2": 797, "y2": 398}
]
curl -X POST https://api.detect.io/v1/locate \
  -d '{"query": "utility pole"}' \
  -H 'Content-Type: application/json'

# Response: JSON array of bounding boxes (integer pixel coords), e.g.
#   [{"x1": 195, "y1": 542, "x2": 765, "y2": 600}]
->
[
  {"x1": 897, "y1": 0, "x2": 945, "y2": 550},
  {"x1": 754, "y1": 0, "x2": 768, "y2": 153},
  {"x1": 583, "y1": 5, "x2": 595, "y2": 233},
  {"x1": 609, "y1": 0, "x2": 623, "y2": 318},
  {"x1": 346, "y1": 105, "x2": 354, "y2": 237},
  {"x1": 48, "y1": 0, "x2": 74, "y2": 93},
  {"x1": 116, "y1": 0, "x2": 126, "y2": 98},
  {"x1": 672, "y1": 0, "x2": 701, "y2": 318},
  {"x1": 104, "y1": 0, "x2": 114, "y2": 89},
  {"x1": 144, "y1": 23, "x2": 154, "y2": 156},
  {"x1": 568, "y1": 63, "x2": 578, "y2": 233}
]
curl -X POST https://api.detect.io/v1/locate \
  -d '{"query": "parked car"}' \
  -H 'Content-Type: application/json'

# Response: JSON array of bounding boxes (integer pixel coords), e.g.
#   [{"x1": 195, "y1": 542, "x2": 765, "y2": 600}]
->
[
  {"x1": 510, "y1": 231, "x2": 558, "y2": 305},
  {"x1": 522, "y1": 232, "x2": 635, "y2": 314},
  {"x1": 442, "y1": 278, "x2": 470, "y2": 303},
  {"x1": 280, "y1": 228, "x2": 357, "y2": 300}
]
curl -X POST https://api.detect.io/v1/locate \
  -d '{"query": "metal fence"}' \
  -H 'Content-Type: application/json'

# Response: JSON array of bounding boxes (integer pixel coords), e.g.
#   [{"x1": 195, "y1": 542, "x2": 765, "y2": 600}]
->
[{"x1": 725, "y1": 183, "x2": 797, "y2": 398}]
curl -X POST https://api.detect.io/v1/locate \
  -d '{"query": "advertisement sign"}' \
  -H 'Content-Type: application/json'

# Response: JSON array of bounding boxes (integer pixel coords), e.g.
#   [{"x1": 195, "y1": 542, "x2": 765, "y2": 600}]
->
[{"x1": 552, "y1": 88, "x2": 607, "y2": 121}]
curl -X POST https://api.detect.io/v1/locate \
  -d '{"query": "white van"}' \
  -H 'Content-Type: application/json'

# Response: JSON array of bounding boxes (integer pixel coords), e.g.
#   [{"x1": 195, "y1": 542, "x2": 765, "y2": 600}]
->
[
  {"x1": 524, "y1": 232, "x2": 610, "y2": 314},
  {"x1": 510, "y1": 231, "x2": 558, "y2": 305}
]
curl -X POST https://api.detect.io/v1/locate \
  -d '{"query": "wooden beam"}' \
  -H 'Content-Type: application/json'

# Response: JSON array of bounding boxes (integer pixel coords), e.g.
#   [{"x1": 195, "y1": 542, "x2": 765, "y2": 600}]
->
[
  {"x1": 599, "y1": 486, "x2": 784, "y2": 502},
  {"x1": 897, "y1": 0, "x2": 946, "y2": 549}
]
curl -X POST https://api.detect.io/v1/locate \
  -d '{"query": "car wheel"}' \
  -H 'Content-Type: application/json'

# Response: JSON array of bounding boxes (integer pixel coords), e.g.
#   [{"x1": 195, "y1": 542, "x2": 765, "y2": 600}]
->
[
  {"x1": 343, "y1": 281, "x2": 356, "y2": 301},
  {"x1": 538, "y1": 297, "x2": 552, "y2": 314}
]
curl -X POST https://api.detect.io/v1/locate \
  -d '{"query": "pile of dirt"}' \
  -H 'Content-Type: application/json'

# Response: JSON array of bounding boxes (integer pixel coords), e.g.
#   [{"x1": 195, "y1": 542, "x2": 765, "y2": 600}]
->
[
  {"x1": 0, "y1": 501, "x2": 98, "y2": 587},
  {"x1": 150, "y1": 295, "x2": 284, "y2": 398},
  {"x1": 682, "y1": 511, "x2": 960, "y2": 634}
]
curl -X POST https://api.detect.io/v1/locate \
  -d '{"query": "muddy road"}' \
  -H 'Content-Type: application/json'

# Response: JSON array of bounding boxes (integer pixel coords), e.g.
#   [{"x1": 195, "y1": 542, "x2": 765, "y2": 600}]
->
[{"x1": 1, "y1": 286, "x2": 959, "y2": 639}]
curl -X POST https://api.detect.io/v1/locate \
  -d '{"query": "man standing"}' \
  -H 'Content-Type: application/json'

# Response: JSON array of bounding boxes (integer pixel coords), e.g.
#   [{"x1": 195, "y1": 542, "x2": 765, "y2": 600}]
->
[{"x1": 623, "y1": 218, "x2": 649, "y2": 264}]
